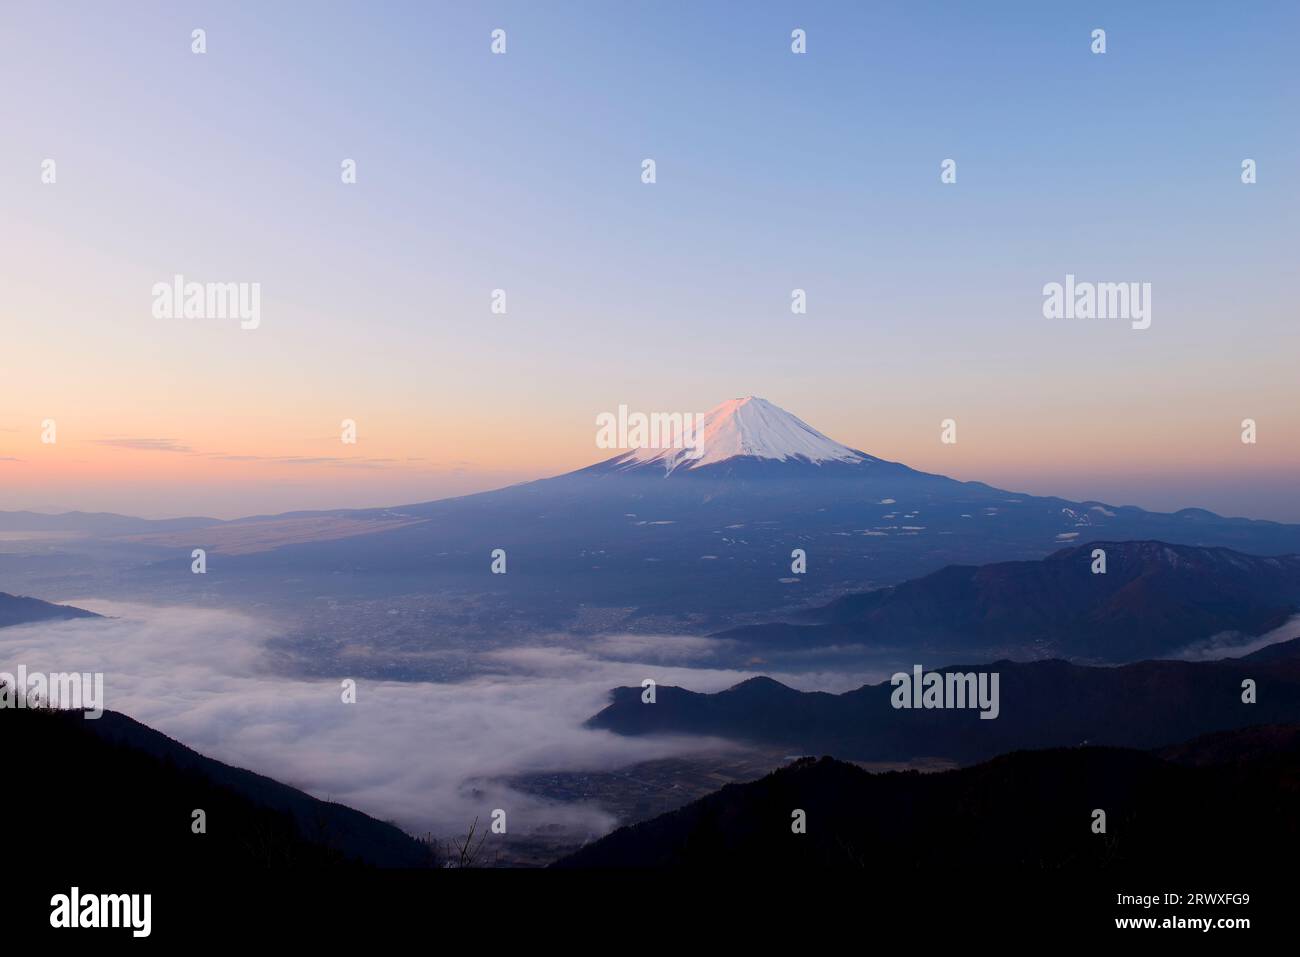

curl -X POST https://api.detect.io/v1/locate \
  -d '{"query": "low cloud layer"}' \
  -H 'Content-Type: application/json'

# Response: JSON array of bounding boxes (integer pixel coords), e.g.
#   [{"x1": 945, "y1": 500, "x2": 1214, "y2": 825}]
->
[
  {"x1": 1173, "y1": 613, "x2": 1300, "y2": 662},
  {"x1": 0, "y1": 603, "x2": 875, "y2": 843}
]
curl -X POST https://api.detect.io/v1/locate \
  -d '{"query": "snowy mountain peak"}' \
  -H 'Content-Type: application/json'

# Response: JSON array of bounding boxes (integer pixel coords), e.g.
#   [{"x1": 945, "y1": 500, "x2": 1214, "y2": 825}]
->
[{"x1": 615, "y1": 396, "x2": 871, "y2": 474}]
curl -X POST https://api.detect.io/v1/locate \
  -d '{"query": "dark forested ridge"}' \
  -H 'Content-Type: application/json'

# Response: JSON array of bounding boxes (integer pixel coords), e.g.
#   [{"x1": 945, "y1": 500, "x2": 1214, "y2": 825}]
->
[
  {"x1": 588, "y1": 638, "x2": 1300, "y2": 763},
  {"x1": 3, "y1": 704, "x2": 431, "y2": 869},
  {"x1": 556, "y1": 723, "x2": 1300, "y2": 872}
]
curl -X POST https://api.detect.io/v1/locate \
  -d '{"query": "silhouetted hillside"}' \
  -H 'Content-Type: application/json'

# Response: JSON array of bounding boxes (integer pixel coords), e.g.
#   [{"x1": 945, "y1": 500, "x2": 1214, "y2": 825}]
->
[
  {"x1": 1157, "y1": 720, "x2": 1300, "y2": 766},
  {"x1": 589, "y1": 642, "x2": 1300, "y2": 763},
  {"x1": 555, "y1": 724, "x2": 1300, "y2": 872},
  {"x1": 2, "y1": 704, "x2": 431, "y2": 868}
]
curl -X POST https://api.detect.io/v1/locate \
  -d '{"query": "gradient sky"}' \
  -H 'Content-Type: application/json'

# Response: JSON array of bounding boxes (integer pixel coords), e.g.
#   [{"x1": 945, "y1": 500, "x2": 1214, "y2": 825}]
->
[{"x1": 2, "y1": 1, "x2": 1297, "y2": 520}]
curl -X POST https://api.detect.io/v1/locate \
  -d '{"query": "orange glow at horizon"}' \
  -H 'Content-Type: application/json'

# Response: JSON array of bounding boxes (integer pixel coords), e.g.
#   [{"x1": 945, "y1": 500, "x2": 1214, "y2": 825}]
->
[{"x1": 3, "y1": 388, "x2": 1296, "y2": 521}]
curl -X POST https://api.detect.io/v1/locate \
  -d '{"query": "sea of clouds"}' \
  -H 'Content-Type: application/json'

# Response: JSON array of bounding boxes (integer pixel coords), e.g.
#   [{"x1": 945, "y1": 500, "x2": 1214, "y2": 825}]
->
[{"x1": 0, "y1": 602, "x2": 876, "y2": 842}]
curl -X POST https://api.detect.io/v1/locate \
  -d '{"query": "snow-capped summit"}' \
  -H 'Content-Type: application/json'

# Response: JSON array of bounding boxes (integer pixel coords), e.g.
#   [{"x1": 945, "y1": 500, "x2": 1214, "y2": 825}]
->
[{"x1": 611, "y1": 396, "x2": 873, "y2": 475}]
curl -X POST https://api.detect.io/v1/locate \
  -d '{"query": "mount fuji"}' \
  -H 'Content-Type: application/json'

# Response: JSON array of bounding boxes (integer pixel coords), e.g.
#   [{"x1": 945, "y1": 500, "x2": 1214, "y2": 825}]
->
[
  {"x1": 602, "y1": 396, "x2": 875, "y2": 475},
  {"x1": 104, "y1": 395, "x2": 1297, "y2": 642}
]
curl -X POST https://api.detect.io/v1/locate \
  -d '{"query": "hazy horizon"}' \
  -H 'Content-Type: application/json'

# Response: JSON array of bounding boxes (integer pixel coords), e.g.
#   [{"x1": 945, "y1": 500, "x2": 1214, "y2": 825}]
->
[{"x1": 4, "y1": 392, "x2": 1299, "y2": 523}]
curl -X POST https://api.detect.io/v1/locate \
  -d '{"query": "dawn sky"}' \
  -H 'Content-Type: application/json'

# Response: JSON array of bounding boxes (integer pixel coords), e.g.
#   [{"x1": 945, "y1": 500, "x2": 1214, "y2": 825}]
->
[{"x1": 2, "y1": 1, "x2": 1297, "y2": 520}]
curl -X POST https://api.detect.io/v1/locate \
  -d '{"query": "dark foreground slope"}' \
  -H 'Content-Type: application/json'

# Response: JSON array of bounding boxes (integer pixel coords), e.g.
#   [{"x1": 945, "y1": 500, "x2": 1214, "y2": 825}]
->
[
  {"x1": 589, "y1": 638, "x2": 1300, "y2": 763},
  {"x1": 4, "y1": 706, "x2": 430, "y2": 868},
  {"x1": 556, "y1": 724, "x2": 1300, "y2": 872}
]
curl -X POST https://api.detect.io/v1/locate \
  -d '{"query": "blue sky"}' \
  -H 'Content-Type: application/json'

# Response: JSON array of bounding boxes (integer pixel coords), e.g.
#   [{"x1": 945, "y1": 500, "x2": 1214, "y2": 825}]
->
[{"x1": 2, "y1": 1, "x2": 1297, "y2": 518}]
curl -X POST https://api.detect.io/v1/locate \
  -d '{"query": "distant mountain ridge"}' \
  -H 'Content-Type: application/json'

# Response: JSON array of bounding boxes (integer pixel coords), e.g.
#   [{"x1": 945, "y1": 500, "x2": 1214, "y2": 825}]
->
[
  {"x1": 9, "y1": 398, "x2": 1300, "y2": 634},
  {"x1": 715, "y1": 540, "x2": 1300, "y2": 661},
  {"x1": 0, "y1": 510, "x2": 220, "y2": 535},
  {"x1": 588, "y1": 637, "x2": 1300, "y2": 764}
]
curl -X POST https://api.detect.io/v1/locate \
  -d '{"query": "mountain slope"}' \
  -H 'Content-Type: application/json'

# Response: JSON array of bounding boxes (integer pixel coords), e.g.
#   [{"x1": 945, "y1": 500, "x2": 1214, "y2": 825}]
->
[
  {"x1": 715, "y1": 540, "x2": 1300, "y2": 661},
  {"x1": 25, "y1": 398, "x2": 1300, "y2": 637},
  {"x1": 2, "y1": 706, "x2": 431, "y2": 868},
  {"x1": 554, "y1": 724, "x2": 1300, "y2": 872},
  {"x1": 0, "y1": 592, "x2": 101, "y2": 629},
  {"x1": 587, "y1": 640, "x2": 1300, "y2": 764}
]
